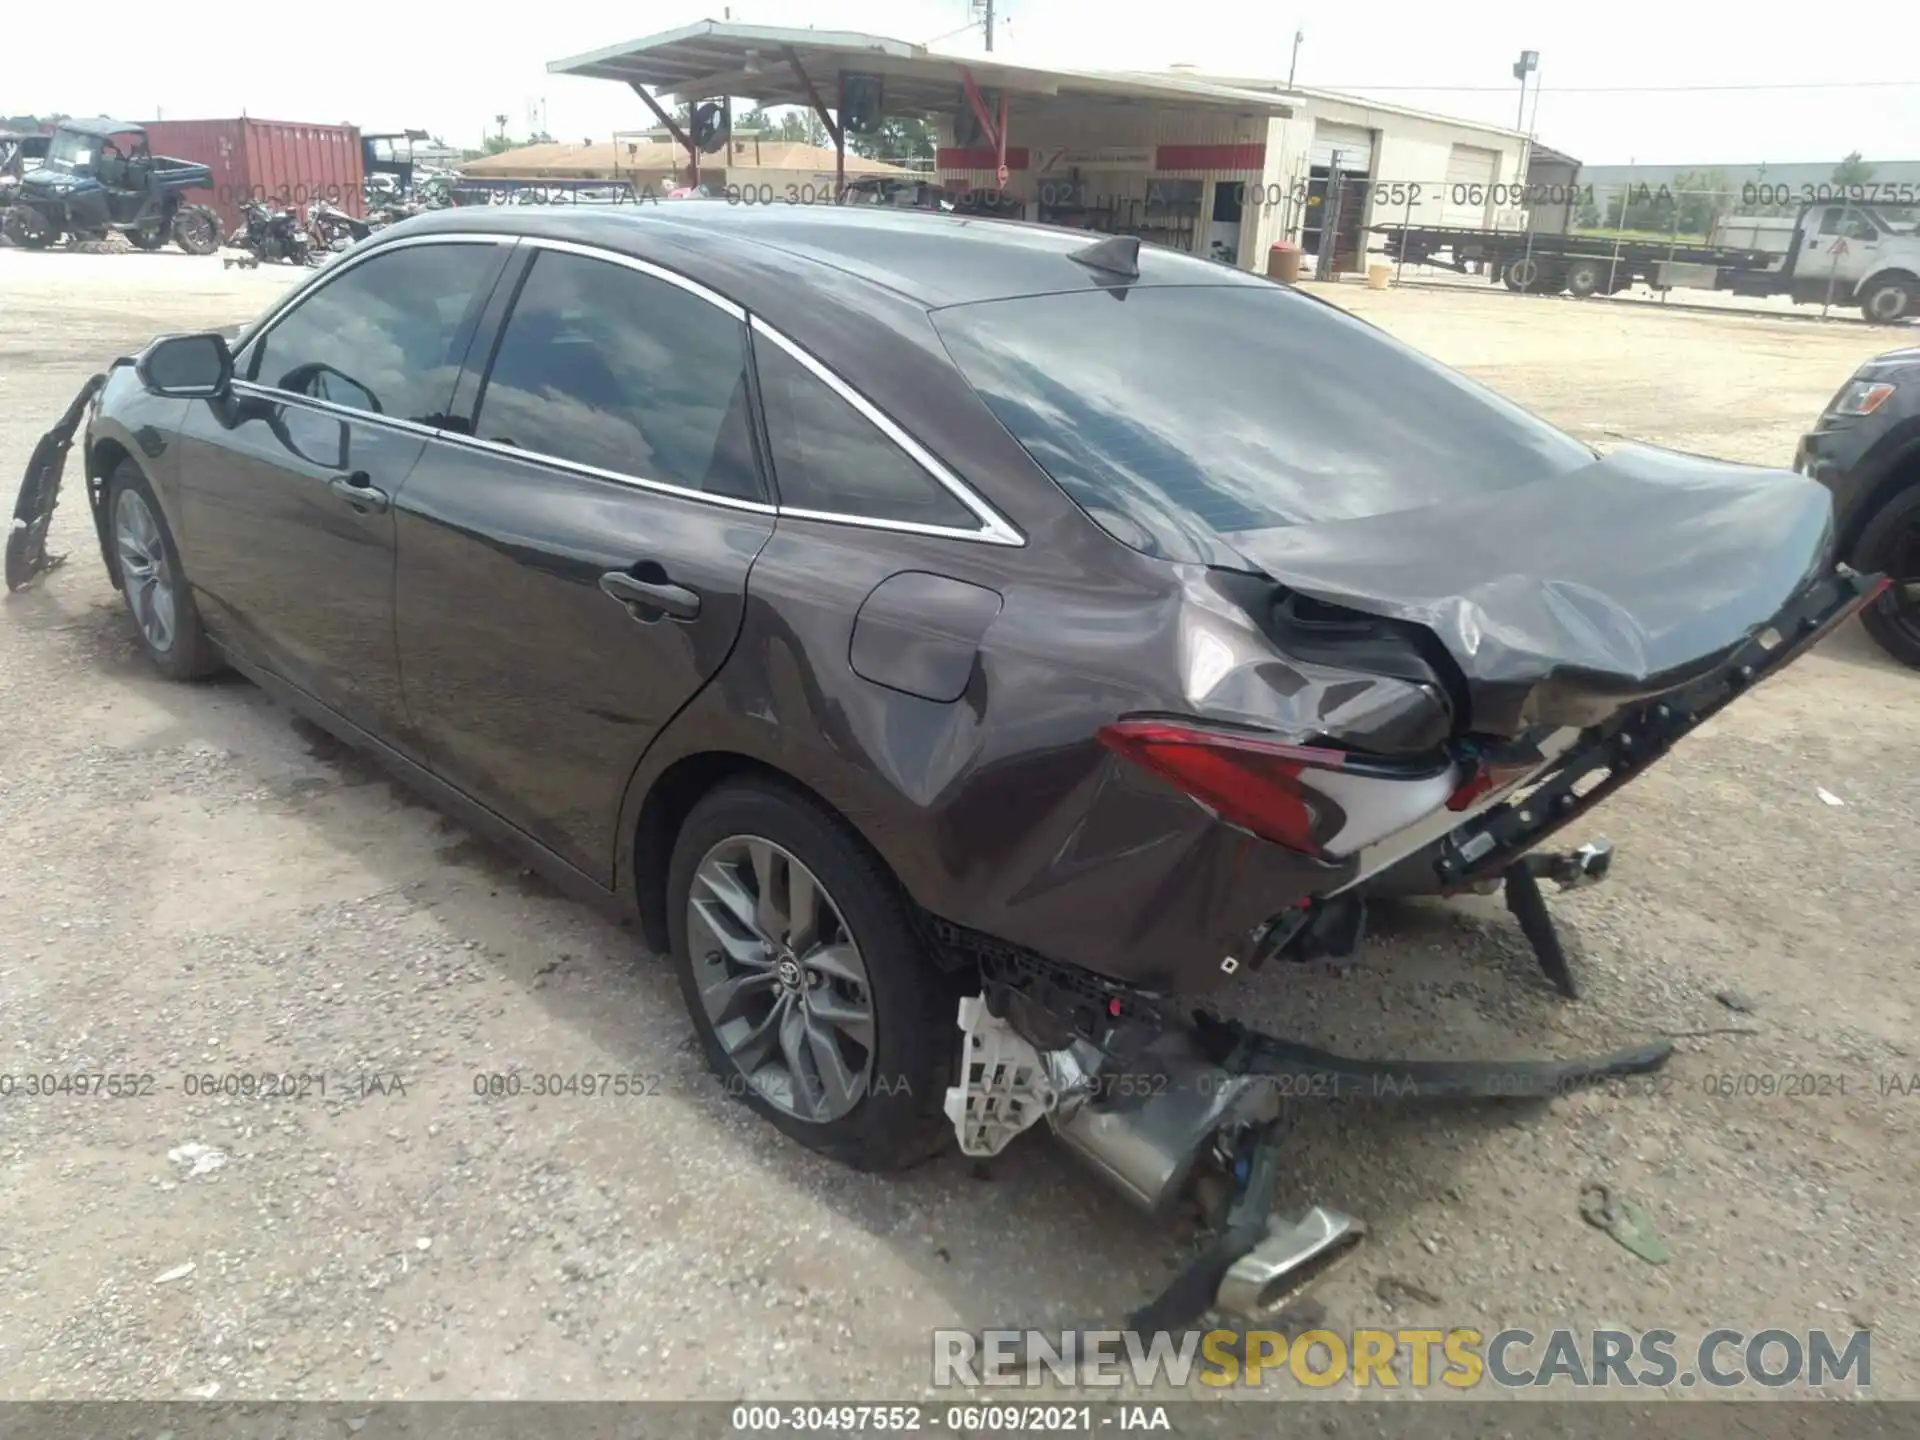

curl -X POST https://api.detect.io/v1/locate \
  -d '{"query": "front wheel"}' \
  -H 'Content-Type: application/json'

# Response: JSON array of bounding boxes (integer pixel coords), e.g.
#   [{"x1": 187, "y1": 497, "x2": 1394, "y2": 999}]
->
[
  {"x1": 1860, "y1": 277, "x2": 1916, "y2": 326},
  {"x1": 1855, "y1": 485, "x2": 1920, "y2": 668},
  {"x1": 107, "y1": 462, "x2": 226, "y2": 680},
  {"x1": 665, "y1": 779, "x2": 961, "y2": 1172}
]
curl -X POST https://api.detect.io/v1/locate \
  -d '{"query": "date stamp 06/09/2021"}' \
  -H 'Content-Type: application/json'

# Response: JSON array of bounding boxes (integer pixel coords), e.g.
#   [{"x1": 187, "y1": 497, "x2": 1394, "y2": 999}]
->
[{"x1": 0, "y1": 1064, "x2": 1916, "y2": 1106}]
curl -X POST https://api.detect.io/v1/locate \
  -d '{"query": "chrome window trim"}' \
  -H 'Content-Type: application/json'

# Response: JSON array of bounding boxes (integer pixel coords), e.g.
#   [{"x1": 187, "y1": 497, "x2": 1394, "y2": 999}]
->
[
  {"x1": 231, "y1": 232, "x2": 516, "y2": 378},
  {"x1": 228, "y1": 380, "x2": 777, "y2": 517},
  {"x1": 434, "y1": 430, "x2": 778, "y2": 515},
  {"x1": 229, "y1": 379, "x2": 445, "y2": 441},
  {"x1": 518, "y1": 235, "x2": 747, "y2": 320},
  {"x1": 748, "y1": 315, "x2": 1026, "y2": 547},
  {"x1": 230, "y1": 227, "x2": 1024, "y2": 544}
]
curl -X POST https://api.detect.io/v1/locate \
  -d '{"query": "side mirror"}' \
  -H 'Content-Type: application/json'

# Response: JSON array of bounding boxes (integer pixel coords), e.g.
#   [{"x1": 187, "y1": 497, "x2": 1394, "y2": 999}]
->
[{"x1": 136, "y1": 332, "x2": 232, "y2": 399}]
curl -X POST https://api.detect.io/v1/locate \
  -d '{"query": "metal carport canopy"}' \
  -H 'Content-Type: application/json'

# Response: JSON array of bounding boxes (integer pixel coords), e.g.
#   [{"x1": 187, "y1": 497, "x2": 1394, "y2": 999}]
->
[{"x1": 546, "y1": 20, "x2": 1300, "y2": 117}]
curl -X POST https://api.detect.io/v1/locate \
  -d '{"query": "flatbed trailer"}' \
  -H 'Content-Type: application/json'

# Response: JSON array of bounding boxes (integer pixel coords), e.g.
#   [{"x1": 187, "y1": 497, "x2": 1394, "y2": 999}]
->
[
  {"x1": 1368, "y1": 223, "x2": 1778, "y2": 299},
  {"x1": 1371, "y1": 201, "x2": 1920, "y2": 322}
]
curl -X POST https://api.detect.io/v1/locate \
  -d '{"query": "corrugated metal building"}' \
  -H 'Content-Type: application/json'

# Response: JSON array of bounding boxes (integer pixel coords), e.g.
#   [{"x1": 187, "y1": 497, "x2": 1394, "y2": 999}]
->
[{"x1": 140, "y1": 118, "x2": 365, "y2": 237}]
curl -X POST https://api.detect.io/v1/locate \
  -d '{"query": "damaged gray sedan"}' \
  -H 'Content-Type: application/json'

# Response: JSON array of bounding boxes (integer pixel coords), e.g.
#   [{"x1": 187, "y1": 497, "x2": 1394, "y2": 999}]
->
[{"x1": 8, "y1": 205, "x2": 1885, "y2": 1329}]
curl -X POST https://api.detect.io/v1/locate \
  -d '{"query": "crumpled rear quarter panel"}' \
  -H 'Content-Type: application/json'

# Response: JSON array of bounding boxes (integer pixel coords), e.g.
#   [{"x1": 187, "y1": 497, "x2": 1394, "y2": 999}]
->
[{"x1": 620, "y1": 517, "x2": 1446, "y2": 993}]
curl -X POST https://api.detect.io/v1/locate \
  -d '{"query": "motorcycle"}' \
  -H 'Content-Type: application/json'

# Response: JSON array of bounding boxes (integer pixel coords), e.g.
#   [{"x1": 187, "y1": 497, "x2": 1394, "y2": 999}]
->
[
  {"x1": 305, "y1": 199, "x2": 373, "y2": 252},
  {"x1": 222, "y1": 199, "x2": 321, "y2": 268}
]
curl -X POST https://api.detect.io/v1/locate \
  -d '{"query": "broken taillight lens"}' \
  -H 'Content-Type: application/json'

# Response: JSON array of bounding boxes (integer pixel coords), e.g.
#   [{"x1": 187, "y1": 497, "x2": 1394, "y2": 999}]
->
[{"x1": 1096, "y1": 719, "x2": 1348, "y2": 858}]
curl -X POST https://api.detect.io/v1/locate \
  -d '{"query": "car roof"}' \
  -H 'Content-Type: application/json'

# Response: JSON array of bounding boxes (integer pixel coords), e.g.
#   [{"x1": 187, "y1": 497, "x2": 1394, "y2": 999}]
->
[{"x1": 384, "y1": 200, "x2": 1270, "y2": 310}]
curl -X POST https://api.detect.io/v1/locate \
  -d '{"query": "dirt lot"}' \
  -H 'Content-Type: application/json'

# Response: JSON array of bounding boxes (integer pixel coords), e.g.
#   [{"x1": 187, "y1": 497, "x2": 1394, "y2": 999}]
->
[{"x1": 1, "y1": 247, "x2": 1915, "y2": 1404}]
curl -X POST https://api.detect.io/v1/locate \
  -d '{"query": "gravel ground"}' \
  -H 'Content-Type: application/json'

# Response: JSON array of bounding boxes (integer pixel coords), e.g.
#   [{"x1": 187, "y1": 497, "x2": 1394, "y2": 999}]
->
[{"x1": 1, "y1": 248, "x2": 1915, "y2": 1405}]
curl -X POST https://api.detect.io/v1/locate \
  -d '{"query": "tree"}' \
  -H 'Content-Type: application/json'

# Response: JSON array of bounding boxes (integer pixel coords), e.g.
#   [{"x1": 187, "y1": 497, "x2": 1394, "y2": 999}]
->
[
  {"x1": 848, "y1": 115, "x2": 936, "y2": 164},
  {"x1": 483, "y1": 134, "x2": 517, "y2": 155},
  {"x1": 731, "y1": 104, "x2": 832, "y2": 147},
  {"x1": 1833, "y1": 151, "x2": 1875, "y2": 186},
  {"x1": 1670, "y1": 168, "x2": 1733, "y2": 237}
]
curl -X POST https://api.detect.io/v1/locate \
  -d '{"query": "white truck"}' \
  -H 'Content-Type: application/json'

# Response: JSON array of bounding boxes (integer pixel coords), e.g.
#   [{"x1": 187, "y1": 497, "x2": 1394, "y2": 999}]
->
[{"x1": 1693, "y1": 203, "x2": 1920, "y2": 322}]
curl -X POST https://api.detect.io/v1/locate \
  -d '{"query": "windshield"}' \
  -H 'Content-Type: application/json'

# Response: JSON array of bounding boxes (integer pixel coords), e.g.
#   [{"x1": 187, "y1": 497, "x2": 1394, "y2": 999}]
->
[
  {"x1": 45, "y1": 129, "x2": 95, "y2": 174},
  {"x1": 931, "y1": 285, "x2": 1595, "y2": 564}
]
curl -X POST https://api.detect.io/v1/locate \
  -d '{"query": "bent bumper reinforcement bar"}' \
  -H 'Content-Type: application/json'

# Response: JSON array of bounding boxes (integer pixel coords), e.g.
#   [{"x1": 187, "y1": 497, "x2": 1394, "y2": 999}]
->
[{"x1": 1430, "y1": 566, "x2": 1887, "y2": 893}]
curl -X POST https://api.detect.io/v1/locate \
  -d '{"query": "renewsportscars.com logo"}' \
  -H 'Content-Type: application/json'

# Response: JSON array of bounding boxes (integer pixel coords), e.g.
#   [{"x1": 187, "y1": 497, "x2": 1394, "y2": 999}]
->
[{"x1": 933, "y1": 1327, "x2": 1873, "y2": 1391}]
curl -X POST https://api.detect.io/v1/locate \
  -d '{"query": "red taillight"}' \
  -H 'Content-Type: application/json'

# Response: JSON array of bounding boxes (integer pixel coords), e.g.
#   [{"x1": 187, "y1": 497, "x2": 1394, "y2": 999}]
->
[
  {"x1": 1096, "y1": 719, "x2": 1348, "y2": 857},
  {"x1": 1445, "y1": 757, "x2": 1539, "y2": 811}
]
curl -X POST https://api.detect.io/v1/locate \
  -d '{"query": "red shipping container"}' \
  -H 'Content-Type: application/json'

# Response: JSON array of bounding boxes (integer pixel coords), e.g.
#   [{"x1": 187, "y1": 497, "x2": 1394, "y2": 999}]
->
[{"x1": 138, "y1": 117, "x2": 364, "y2": 240}]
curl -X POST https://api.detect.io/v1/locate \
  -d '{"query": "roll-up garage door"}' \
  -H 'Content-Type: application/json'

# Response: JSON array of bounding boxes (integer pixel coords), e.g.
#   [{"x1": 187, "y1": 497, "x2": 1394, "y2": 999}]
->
[
  {"x1": 1310, "y1": 122, "x2": 1374, "y2": 174},
  {"x1": 1441, "y1": 144, "x2": 1500, "y2": 227}
]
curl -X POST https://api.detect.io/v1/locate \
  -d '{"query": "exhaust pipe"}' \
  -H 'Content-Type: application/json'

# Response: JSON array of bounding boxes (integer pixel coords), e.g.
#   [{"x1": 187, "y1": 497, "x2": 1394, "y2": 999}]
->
[
  {"x1": 1214, "y1": 1207, "x2": 1366, "y2": 1321},
  {"x1": 1048, "y1": 1028, "x2": 1272, "y2": 1218}
]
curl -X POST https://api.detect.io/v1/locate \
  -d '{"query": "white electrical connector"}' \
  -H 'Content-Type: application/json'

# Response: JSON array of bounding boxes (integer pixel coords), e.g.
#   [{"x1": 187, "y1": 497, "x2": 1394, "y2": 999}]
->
[{"x1": 942, "y1": 995, "x2": 1059, "y2": 1156}]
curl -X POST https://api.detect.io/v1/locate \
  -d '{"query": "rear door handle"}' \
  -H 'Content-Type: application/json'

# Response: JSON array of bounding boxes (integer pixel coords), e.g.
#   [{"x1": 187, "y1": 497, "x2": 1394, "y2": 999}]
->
[
  {"x1": 599, "y1": 568, "x2": 701, "y2": 622},
  {"x1": 328, "y1": 471, "x2": 389, "y2": 514}
]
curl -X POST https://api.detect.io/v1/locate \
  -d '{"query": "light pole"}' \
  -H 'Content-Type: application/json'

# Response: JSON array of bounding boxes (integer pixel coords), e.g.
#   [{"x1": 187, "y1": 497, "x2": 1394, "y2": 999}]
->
[
  {"x1": 1512, "y1": 50, "x2": 1538, "y2": 130},
  {"x1": 1288, "y1": 30, "x2": 1304, "y2": 89}
]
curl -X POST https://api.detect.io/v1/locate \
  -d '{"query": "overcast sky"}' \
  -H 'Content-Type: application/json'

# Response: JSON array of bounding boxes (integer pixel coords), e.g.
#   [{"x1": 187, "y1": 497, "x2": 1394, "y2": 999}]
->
[{"x1": 14, "y1": 1, "x2": 1917, "y2": 167}]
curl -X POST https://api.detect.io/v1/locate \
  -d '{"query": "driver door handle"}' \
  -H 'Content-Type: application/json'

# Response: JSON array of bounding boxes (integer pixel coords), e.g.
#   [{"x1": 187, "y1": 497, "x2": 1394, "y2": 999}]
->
[
  {"x1": 599, "y1": 567, "x2": 701, "y2": 622},
  {"x1": 328, "y1": 471, "x2": 389, "y2": 514}
]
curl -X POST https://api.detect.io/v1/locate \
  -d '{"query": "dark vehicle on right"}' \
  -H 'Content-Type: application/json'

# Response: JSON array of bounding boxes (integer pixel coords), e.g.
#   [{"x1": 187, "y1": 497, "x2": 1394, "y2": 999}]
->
[
  {"x1": 2, "y1": 118, "x2": 220, "y2": 254},
  {"x1": 1796, "y1": 347, "x2": 1920, "y2": 666}
]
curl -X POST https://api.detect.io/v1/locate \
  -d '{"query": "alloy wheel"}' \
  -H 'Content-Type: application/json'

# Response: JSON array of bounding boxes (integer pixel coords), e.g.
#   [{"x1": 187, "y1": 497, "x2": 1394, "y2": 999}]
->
[
  {"x1": 114, "y1": 488, "x2": 176, "y2": 653},
  {"x1": 686, "y1": 835, "x2": 876, "y2": 1123}
]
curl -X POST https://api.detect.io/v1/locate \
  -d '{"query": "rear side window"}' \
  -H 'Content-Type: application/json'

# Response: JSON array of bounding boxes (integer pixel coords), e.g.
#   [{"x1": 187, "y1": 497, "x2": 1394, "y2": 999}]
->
[
  {"x1": 752, "y1": 329, "x2": 981, "y2": 531},
  {"x1": 473, "y1": 250, "x2": 762, "y2": 501},
  {"x1": 930, "y1": 285, "x2": 1594, "y2": 563},
  {"x1": 244, "y1": 243, "x2": 501, "y2": 424}
]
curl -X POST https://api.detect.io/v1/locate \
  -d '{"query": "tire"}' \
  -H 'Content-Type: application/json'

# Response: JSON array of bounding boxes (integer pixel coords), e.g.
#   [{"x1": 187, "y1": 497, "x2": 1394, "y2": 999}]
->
[
  {"x1": 1504, "y1": 255, "x2": 1554, "y2": 292},
  {"x1": 1859, "y1": 277, "x2": 1917, "y2": 326},
  {"x1": 172, "y1": 205, "x2": 220, "y2": 256},
  {"x1": 2, "y1": 205, "x2": 55, "y2": 248},
  {"x1": 665, "y1": 778, "x2": 961, "y2": 1172},
  {"x1": 1564, "y1": 258, "x2": 1605, "y2": 299},
  {"x1": 105, "y1": 461, "x2": 225, "y2": 681},
  {"x1": 127, "y1": 224, "x2": 168, "y2": 251},
  {"x1": 1854, "y1": 485, "x2": 1920, "y2": 669}
]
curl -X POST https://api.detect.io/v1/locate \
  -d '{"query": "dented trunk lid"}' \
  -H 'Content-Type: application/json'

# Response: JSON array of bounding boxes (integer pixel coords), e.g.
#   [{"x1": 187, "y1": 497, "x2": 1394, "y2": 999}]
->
[{"x1": 1221, "y1": 443, "x2": 1836, "y2": 737}]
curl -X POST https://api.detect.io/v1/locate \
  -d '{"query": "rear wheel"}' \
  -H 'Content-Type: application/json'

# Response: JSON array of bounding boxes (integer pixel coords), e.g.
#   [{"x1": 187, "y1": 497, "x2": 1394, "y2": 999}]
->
[
  {"x1": 665, "y1": 779, "x2": 960, "y2": 1172},
  {"x1": 106, "y1": 461, "x2": 225, "y2": 681},
  {"x1": 1564, "y1": 258, "x2": 1606, "y2": 298},
  {"x1": 2, "y1": 205, "x2": 55, "y2": 248},
  {"x1": 1504, "y1": 255, "x2": 1561, "y2": 293},
  {"x1": 1859, "y1": 277, "x2": 1917, "y2": 326},
  {"x1": 1854, "y1": 485, "x2": 1920, "y2": 668}
]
